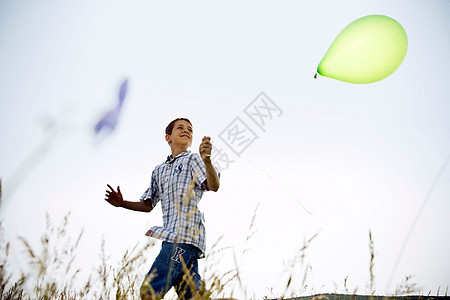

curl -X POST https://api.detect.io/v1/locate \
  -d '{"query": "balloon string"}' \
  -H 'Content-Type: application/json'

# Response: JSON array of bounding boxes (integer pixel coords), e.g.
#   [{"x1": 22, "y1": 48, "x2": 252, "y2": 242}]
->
[
  {"x1": 386, "y1": 151, "x2": 450, "y2": 292},
  {"x1": 243, "y1": 157, "x2": 313, "y2": 216}
]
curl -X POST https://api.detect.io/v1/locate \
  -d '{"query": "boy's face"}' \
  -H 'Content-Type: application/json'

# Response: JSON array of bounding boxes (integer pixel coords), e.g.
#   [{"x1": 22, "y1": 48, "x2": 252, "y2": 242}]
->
[{"x1": 165, "y1": 120, "x2": 193, "y2": 148}]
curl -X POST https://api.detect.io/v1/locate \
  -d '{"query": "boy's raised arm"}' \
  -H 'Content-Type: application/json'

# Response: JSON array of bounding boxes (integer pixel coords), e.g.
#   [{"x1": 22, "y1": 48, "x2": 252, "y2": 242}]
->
[
  {"x1": 105, "y1": 184, "x2": 153, "y2": 212},
  {"x1": 199, "y1": 137, "x2": 220, "y2": 192}
]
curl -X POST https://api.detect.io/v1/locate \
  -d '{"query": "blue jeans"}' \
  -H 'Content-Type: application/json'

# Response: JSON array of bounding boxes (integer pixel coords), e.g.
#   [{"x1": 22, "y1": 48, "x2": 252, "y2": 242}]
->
[{"x1": 142, "y1": 242, "x2": 202, "y2": 299}]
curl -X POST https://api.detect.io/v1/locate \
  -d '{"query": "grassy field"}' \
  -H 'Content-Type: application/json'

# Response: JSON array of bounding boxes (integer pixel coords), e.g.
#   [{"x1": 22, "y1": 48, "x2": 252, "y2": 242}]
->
[
  {"x1": 283, "y1": 294, "x2": 448, "y2": 300},
  {"x1": 1, "y1": 212, "x2": 447, "y2": 299}
]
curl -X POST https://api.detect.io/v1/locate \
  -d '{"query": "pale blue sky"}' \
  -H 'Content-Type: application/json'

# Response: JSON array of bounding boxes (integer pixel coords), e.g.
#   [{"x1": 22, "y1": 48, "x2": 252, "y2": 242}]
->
[{"x1": 1, "y1": 1, "x2": 449, "y2": 298}]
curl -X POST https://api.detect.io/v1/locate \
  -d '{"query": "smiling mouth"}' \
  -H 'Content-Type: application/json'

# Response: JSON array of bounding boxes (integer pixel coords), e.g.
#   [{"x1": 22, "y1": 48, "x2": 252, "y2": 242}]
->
[{"x1": 180, "y1": 135, "x2": 190, "y2": 139}]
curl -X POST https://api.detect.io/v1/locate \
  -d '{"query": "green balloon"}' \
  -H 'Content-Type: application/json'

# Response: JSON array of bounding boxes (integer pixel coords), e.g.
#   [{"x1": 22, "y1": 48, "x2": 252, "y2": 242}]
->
[{"x1": 316, "y1": 15, "x2": 408, "y2": 84}]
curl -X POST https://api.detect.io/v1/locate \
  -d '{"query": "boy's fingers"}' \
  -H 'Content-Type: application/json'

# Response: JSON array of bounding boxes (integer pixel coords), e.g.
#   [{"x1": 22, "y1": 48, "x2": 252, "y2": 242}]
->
[
  {"x1": 107, "y1": 184, "x2": 115, "y2": 193},
  {"x1": 200, "y1": 141, "x2": 211, "y2": 148},
  {"x1": 117, "y1": 186, "x2": 121, "y2": 194}
]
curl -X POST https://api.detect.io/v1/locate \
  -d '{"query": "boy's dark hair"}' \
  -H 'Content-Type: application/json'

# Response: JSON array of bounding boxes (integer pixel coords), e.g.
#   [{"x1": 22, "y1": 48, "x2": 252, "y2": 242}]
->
[{"x1": 165, "y1": 118, "x2": 192, "y2": 135}]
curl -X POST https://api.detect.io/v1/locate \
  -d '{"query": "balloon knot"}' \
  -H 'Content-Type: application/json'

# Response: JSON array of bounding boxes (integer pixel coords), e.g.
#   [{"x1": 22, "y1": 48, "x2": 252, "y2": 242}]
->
[{"x1": 314, "y1": 73, "x2": 318, "y2": 79}]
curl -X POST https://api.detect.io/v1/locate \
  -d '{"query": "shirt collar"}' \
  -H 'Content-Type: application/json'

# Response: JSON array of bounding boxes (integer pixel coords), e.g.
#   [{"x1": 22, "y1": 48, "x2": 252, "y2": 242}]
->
[{"x1": 165, "y1": 150, "x2": 191, "y2": 163}]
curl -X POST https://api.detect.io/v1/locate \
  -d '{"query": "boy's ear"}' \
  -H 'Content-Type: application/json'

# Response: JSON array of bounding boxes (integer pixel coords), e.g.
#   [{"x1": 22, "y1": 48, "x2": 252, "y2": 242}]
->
[{"x1": 165, "y1": 134, "x2": 171, "y2": 144}]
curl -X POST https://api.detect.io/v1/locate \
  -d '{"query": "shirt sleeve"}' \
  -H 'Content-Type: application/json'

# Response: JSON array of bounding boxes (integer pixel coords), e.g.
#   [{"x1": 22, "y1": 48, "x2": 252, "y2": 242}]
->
[
  {"x1": 190, "y1": 153, "x2": 219, "y2": 191},
  {"x1": 140, "y1": 169, "x2": 160, "y2": 208}
]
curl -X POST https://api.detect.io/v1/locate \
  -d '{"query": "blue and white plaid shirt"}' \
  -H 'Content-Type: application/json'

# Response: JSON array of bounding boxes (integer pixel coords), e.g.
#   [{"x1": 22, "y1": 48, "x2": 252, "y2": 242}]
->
[{"x1": 140, "y1": 151, "x2": 216, "y2": 257}]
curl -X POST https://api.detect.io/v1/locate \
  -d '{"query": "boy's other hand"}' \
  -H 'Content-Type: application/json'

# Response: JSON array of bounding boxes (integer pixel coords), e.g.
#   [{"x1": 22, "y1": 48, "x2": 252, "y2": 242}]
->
[
  {"x1": 105, "y1": 184, "x2": 123, "y2": 207},
  {"x1": 199, "y1": 136, "x2": 212, "y2": 162}
]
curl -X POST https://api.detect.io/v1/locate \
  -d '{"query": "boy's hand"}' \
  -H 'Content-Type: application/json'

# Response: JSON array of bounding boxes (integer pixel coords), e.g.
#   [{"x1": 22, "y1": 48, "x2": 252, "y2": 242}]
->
[
  {"x1": 199, "y1": 136, "x2": 212, "y2": 162},
  {"x1": 105, "y1": 184, "x2": 123, "y2": 207},
  {"x1": 199, "y1": 136, "x2": 220, "y2": 191}
]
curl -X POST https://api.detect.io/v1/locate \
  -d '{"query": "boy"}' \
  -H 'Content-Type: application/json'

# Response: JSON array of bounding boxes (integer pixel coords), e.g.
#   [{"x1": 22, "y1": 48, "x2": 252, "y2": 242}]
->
[{"x1": 105, "y1": 118, "x2": 220, "y2": 299}]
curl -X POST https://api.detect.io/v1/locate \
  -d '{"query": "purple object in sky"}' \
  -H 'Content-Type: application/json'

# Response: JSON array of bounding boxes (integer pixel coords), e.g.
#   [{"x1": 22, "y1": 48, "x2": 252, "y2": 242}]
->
[{"x1": 94, "y1": 79, "x2": 128, "y2": 135}]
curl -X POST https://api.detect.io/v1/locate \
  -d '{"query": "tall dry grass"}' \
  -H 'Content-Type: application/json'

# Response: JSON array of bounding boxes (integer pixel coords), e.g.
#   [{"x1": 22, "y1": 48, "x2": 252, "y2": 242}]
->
[
  {"x1": 0, "y1": 213, "x2": 156, "y2": 299},
  {"x1": 1, "y1": 210, "x2": 446, "y2": 299}
]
